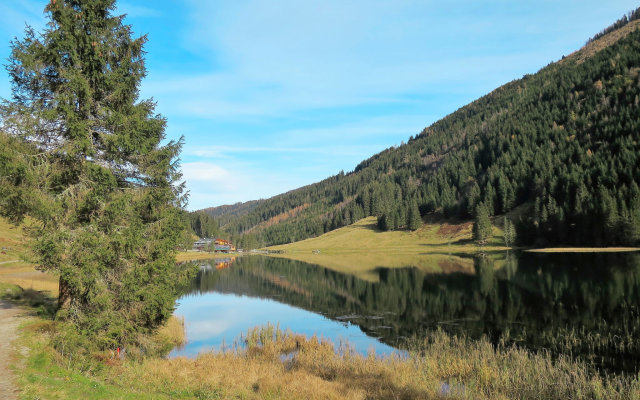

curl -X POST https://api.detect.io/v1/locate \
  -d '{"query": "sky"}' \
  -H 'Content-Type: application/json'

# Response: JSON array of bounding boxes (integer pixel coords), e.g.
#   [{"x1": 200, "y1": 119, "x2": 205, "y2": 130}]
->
[{"x1": 0, "y1": 1, "x2": 638, "y2": 210}]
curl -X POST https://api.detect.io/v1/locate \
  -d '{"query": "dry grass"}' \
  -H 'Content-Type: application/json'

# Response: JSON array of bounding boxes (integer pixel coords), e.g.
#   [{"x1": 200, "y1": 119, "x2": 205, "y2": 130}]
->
[
  {"x1": 156, "y1": 315, "x2": 187, "y2": 347},
  {"x1": 564, "y1": 20, "x2": 640, "y2": 65},
  {"x1": 48, "y1": 325, "x2": 637, "y2": 400},
  {"x1": 0, "y1": 264, "x2": 59, "y2": 294},
  {"x1": 0, "y1": 217, "x2": 59, "y2": 295},
  {"x1": 0, "y1": 216, "x2": 28, "y2": 263}
]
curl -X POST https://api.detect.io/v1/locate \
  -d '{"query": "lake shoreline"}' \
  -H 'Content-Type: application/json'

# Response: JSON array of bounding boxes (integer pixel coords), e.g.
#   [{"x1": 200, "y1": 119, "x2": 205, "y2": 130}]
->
[{"x1": 526, "y1": 247, "x2": 640, "y2": 253}]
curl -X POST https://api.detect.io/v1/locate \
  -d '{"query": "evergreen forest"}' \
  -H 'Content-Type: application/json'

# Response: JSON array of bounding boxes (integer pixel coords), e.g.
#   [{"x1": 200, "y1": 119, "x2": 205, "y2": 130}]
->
[{"x1": 206, "y1": 12, "x2": 640, "y2": 248}]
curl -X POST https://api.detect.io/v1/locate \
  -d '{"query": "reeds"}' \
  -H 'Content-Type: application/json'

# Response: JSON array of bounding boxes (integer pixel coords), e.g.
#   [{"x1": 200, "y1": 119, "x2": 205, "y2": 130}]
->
[
  {"x1": 15, "y1": 316, "x2": 640, "y2": 399},
  {"x1": 118, "y1": 326, "x2": 640, "y2": 399}
]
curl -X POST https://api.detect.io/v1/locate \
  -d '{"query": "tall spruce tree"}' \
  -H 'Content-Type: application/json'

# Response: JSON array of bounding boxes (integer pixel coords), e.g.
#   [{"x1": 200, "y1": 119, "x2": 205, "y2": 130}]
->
[
  {"x1": 0, "y1": 0, "x2": 191, "y2": 350},
  {"x1": 503, "y1": 217, "x2": 516, "y2": 247},
  {"x1": 407, "y1": 199, "x2": 422, "y2": 231},
  {"x1": 472, "y1": 203, "x2": 492, "y2": 245}
]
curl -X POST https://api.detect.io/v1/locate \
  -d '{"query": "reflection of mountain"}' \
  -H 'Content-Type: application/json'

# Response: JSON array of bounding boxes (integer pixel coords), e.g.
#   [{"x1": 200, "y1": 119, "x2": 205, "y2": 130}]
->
[{"x1": 184, "y1": 253, "x2": 640, "y2": 374}]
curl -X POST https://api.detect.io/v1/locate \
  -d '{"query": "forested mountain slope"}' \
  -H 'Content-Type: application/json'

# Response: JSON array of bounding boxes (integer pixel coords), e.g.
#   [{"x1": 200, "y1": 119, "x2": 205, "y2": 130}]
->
[{"x1": 206, "y1": 11, "x2": 640, "y2": 247}]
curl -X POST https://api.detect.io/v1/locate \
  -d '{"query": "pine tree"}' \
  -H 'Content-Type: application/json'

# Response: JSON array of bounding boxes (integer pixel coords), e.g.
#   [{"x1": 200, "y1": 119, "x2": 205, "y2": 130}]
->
[
  {"x1": 503, "y1": 217, "x2": 516, "y2": 247},
  {"x1": 473, "y1": 203, "x2": 492, "y2": 245},
  {"x1": 377, "y1": 213, "x2": 390, "y2": 231},
  {"x1": 0, "y1": 0, "x2": 191, "y2": 350},
  {"x1": 407, "y1": 199, "x2": 422, "y2": 231}
]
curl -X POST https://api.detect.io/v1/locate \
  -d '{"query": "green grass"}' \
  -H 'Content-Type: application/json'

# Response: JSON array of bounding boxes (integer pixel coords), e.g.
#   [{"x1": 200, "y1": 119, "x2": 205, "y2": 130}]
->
[
  {"x1": 269, "y1": 217, "x2": 506, "y2": 254},
  {"x1": 268, "y1": 216, "x2": 508, "y2": 254},
  {"x1": 264, "y1": 217, "x2": 507, "y2": 278}
]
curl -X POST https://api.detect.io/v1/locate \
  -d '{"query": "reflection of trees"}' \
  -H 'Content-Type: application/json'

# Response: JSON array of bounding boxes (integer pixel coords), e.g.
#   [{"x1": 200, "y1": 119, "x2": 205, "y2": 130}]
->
[{"x1": 183, "y1": 253, "x2": 640, "y2": 374}]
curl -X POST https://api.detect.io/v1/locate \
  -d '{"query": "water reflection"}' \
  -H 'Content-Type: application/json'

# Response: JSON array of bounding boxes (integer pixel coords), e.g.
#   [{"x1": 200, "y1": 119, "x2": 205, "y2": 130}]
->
[{"x1": 175, "y1": 252, "x2": 640, "y2": 374}]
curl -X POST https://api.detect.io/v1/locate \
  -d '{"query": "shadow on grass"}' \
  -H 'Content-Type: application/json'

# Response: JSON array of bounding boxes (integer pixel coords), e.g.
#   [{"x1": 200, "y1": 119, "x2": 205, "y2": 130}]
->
[
  {"x1": 346, "y1": 223, "x2": 379, "y2": 232},
  {"x1": 0, "y1": 283, "x2": 57, "y2": 319}
]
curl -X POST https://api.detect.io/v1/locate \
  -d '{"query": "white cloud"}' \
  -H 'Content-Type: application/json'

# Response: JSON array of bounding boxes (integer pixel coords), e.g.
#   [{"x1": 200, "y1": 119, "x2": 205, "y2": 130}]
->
[
  {"x1": 182, "y1": 161, "x2": 233, "y2": 183},
  {"x1": 182, "y1": 159, "x2": 322, "y2": 210}
]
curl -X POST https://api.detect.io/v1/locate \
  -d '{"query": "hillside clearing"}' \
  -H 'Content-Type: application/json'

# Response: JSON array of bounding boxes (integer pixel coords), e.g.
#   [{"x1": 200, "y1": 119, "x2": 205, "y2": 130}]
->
[
  {"x1": 264, "y1": 217, "x2": 508, "y2": 277},
  {"x1": 267, "y1": 217, "x2": 507, "y2": 254}
]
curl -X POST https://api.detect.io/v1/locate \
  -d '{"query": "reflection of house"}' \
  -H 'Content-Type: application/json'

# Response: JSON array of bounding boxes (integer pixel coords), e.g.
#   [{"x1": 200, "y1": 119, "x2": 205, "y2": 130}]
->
[{"x1": 215, "y1": 257, "x2": 236, "y2": 270}]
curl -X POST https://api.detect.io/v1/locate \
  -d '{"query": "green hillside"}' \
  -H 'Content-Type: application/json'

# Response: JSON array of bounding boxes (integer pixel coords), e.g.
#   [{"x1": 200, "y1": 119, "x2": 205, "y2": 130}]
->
[{"x1": 208, "y1": 10, "x2": 640, "y2": 248}]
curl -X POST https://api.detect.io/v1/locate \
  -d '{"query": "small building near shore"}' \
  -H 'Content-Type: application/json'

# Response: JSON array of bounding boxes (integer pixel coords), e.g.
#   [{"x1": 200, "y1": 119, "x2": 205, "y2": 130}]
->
[
  {"x1": 213, "y1": 238, "x2": 236, "y2": 253},
  {"x1": 193, "y1": 238, "x2": 212, "y2": 251},
  {"x1": 193, "y1": 238, "x2": 236, "y2": 253}
]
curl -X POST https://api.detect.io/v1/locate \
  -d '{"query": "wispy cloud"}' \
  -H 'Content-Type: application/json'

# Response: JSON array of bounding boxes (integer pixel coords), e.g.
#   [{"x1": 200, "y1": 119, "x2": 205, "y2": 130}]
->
[
  {"x1": 116, "y1": 2, "x2": 162, "y2": 19},
  {"x1": 145, "y1": 0, "x2": 568, "y2": 121},
  {"x1": 0, "y1": 0, "x2": 46, "y2": 35}
]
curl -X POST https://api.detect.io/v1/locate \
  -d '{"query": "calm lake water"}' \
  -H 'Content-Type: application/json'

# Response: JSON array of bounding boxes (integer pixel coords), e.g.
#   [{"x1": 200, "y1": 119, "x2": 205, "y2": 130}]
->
[{"x1": 170, "y1": 252, "x2": 640, "y2": 374}]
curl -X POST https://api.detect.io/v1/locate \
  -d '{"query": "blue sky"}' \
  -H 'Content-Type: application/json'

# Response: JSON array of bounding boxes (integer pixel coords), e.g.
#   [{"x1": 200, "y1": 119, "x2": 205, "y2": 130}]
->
[{"x1": 0, "y1": 1, "x2": 637, "y2": 210}]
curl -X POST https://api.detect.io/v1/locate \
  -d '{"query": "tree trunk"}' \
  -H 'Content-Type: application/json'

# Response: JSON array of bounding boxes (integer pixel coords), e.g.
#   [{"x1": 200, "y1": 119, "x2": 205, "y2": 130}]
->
[{"x1": 57, "y1": 276, "x2": 71, "y2": 311}]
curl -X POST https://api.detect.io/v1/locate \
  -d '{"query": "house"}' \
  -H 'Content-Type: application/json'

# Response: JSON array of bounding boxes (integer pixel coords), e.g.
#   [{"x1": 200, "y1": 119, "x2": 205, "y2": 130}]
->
[
  {"x1": 193, "y1": 238, "x2": 212, "y2": 251},
  {"x1": 213, "y1": 238, "x2": 236, "y2": 253},
  {"x1": 193, "y1": 238, "x2": 236, "y2": 253}
]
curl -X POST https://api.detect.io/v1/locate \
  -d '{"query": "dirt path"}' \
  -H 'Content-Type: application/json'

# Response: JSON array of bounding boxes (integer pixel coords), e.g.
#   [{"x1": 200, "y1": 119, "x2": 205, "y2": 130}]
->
[{"x1": 0, "y1": 300, "x2": 22, "y2": 400}]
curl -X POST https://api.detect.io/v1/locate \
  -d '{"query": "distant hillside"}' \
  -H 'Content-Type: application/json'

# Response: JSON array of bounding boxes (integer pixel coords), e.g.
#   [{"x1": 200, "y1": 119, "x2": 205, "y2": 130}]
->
[
  {"x1": 206, "y1": 10, "x2": 640, "y2": 248},
  {"x1": 201, "y1": 200, "x2": 264, "y2": 229}
]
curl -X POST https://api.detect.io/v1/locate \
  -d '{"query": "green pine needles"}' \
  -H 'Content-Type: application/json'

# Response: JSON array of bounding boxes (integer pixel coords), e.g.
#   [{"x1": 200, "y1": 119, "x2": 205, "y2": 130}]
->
[
  {"x1": 0, "y1": 0, "x2": 193, "y2": 352},
  {"x1": 472, "y1": 203, "x2": 492, "y2": 245}
]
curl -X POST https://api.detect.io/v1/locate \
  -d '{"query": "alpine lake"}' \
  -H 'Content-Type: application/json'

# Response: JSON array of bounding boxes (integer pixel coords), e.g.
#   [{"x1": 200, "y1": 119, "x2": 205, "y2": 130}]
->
[{"x1": 170, "y1": 251, "x2": 640, "y2": 376}]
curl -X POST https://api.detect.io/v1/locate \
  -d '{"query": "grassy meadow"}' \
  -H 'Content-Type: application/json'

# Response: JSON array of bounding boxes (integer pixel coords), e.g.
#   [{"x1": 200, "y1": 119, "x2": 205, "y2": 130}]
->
[
  {"x1": 263, "y1": 216, "x2": 506, "y2": 279},
  {"x1": 267, "y1": 216, "x2": 509, "y2": 255}
]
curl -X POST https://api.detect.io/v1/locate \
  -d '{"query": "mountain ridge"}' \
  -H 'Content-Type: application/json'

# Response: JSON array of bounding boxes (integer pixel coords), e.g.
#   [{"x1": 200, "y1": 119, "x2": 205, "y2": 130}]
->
[{"x1": 202, "y1": 10, "x2": 640, "y2": 248}]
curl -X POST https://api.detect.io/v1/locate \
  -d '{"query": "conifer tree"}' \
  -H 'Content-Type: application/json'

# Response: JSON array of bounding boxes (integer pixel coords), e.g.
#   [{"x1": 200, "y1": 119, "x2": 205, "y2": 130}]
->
[
  {"x1": 0, "y1": 0, "x2": 190, "y2": 350},
  {"x1": 407, "y1": 199, "x2": 422, "y2": 231},
  {"x1": 473, "y1": 203, "x2": 492, "y2": 245},
  {"x1": 503, "y1": 217, "x2": 516, "y2": 247}
]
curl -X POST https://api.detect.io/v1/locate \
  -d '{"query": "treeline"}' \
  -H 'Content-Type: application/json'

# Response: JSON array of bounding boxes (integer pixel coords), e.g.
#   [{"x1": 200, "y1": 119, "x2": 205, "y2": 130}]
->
[
  {"x1": 209, "y1": 11, "x2": 640, "y2": 247},
  {"x1": 187, "y1": 211, "x2": 223, "y2": 239},
  {"x1": 184, "y1": 211, "x2": 263, "y2": 251},
  {"x1": 587, "y1": 7, "x2": 640, "y2": 45},
  {"x1": 201, "y1": 200, "x2": 264, "y2": 229}
]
